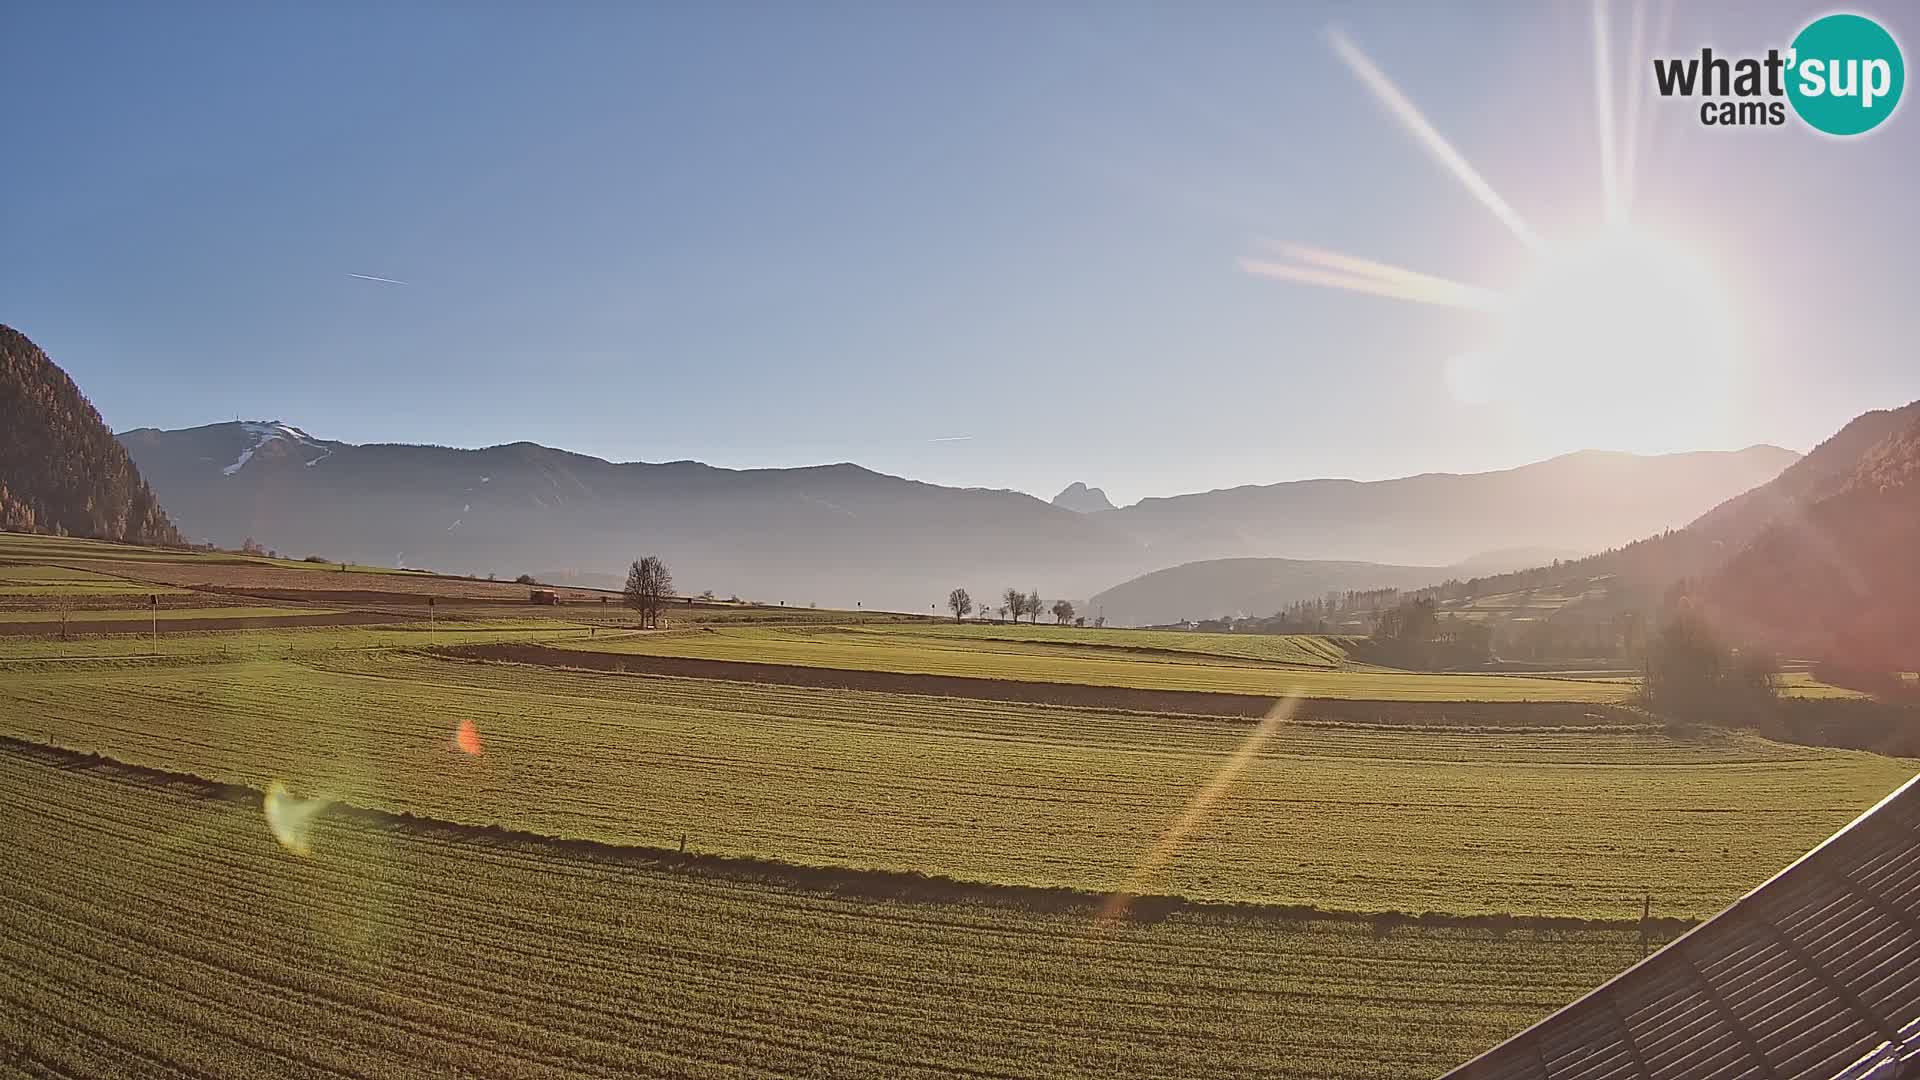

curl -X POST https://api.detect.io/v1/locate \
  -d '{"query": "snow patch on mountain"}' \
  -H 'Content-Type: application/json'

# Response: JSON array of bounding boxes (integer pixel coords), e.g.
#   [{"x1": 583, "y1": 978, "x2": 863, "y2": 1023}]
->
[{"x1": 223, "y1": 422, "x2": 330, "y2": 476}]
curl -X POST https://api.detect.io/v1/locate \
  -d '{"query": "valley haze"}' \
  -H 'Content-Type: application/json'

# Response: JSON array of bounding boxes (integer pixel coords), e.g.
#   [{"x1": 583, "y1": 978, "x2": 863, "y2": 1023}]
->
[{"x1": 120, "y1": 419, "x2": 1795, "y2": 616}]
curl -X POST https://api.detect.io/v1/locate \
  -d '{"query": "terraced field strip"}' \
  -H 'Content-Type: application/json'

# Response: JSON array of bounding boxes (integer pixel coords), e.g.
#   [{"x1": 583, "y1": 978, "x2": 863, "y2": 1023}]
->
[
  {"x1": 0, "y1": 622, "x2": 596, "y2": 661},
  {"x1": 873, "y1": 624, "x2": 1361, "y2": 667},
  {"x1": 0, "y1": 563, "x2": 198, "y2": 597},
  {"x1": 0, "y1": 531, "x2": 410, "y2": 575},
  {"x1": 2, "y1": 650, "x2": 1909, "y2": 917},
  {"x1": 0, "y1": 743, "x2": 1648, "y2": 1080},
  {"x1": 553, "y1": 626, "x2": 1639, "y2": 702},
  {"x1": 0, "y1": 605, "x2": 334, "y2": 624}
]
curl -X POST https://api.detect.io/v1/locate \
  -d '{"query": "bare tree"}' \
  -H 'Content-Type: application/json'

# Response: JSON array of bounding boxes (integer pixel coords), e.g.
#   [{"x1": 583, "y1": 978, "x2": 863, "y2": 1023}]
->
[
  {"x1": 1026, "y1": 589, "x2": 1043, "y2": 625},
  {"x1": 1051, "y1": 599, "x2": 1074, "y2": 625},
  {"x1": 624, "y1": 555, "x2": 675, "y2": 628},
  {"x1": 1002, "y1": 587, "x2": 1024, "y2": 624},
  {"x1": 947, "y1": 588, "x2": 973, "y2": 622},
  {"x1": 997, "y1": 605, "x2": 1009, "y2": 623}
]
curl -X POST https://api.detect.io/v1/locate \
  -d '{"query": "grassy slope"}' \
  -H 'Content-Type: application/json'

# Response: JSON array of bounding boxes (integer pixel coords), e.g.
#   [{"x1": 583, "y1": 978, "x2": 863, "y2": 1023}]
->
[{"x1": 3, "y1": 649, "x2": 1909, "y2": 918}]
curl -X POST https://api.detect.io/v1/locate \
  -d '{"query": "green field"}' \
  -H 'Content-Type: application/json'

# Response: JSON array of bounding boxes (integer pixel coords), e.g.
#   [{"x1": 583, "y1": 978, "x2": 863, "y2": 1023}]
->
[
  {"x1": 2, "y1": 532, "x2": 1912, "y2": 1078},
  {"x1": 883, "y1": 622, "x2": 1364, "y2": 666},
  {"x1": 4, "y1": 648, "x2": 1908, "y2": 918},
  {"x1": 555, "y1": 626, "x2": 1644, "y2": 702},
  {"x1": 0, "y1": 745, "x2": 1650, "y2": 1080}
]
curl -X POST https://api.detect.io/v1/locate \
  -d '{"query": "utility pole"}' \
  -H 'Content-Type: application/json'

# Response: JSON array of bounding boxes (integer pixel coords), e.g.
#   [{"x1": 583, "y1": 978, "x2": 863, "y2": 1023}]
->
[
  {"x1": 150, "y1": 594, "x2": 158, "y2": 655},
  {"x1": 1639, "y1": 893, "x2": 1652, "y2": 958}
]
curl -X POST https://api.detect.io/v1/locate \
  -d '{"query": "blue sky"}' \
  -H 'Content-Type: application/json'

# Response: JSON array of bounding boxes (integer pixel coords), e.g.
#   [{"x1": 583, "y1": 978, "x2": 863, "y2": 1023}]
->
[{"x1": 3, "y1": 1, "x2": 1915, "y2": 504}]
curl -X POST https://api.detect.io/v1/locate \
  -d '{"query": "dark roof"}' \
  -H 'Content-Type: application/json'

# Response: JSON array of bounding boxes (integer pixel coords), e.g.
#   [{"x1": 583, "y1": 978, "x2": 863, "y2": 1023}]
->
[
  {"x1": 1440, "y1": 773, "x2": 1920, "y2": 1080},
  {"x1": 1831, "y1": 1015, "x2": 1920, "y2": 1079}
]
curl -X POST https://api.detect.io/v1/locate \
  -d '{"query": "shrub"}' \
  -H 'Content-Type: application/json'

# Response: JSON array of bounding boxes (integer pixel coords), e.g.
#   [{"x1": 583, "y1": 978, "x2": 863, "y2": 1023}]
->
[{"x1": 1640, "y1": 611, "x2": 1779, "y2": 729}]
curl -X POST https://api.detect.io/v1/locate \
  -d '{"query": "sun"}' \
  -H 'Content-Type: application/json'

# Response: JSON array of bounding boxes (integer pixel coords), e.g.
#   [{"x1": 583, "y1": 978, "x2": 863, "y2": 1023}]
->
[
  {"x1": 1448, "y1": 227, "x2": 1738, "y2": 449},
  {"x1": 1245, "y1": 8, "x2": 1746, "y2": 453}
]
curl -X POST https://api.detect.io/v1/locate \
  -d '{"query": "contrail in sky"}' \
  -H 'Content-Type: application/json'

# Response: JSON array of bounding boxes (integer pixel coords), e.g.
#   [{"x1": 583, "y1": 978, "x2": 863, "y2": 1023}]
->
[
  {"x1": 927, "y1": 435, "x2": 973, "y2": 443},
  {"x1": 348, "y1": 273, "x2": 408, "y2": 285}
]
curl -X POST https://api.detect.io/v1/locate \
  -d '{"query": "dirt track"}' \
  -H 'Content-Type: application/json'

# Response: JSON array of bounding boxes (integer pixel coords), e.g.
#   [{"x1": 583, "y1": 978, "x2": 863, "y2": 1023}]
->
[{"x1": 441, "y1": 642, "x2": 1643, "y2": 727}]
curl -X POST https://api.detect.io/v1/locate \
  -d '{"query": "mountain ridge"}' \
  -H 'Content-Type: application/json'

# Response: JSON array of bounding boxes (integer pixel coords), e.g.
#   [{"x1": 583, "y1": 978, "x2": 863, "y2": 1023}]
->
[{"x1": 118, "y1": 419, "x2": 1799, "y2": 611}]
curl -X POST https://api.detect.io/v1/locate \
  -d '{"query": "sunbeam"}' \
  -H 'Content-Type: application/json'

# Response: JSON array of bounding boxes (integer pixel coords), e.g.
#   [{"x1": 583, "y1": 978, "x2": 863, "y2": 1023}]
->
[
  {"x1": 1327, "y1": 28, "x2": 1544, "y2": 252},
  {"x1": 1240, "y1": 257, "x2": 1500, "y2": 311},
  {"x1": 1098, "y1": 695, "x2": 1300, "y2": 922},
  {"x1": 1241, "y1": 245, "x2": 1501, "y2": 310},
  {"x1": 1594, "y1": 0, "x2": 1624, "y2": 224}
]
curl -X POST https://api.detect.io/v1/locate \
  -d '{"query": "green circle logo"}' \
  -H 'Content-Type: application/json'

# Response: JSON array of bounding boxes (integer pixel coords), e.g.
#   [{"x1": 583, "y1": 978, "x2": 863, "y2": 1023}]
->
[{"x1": 1787, "y1": 13, "x2": 1904, "y2": 135}]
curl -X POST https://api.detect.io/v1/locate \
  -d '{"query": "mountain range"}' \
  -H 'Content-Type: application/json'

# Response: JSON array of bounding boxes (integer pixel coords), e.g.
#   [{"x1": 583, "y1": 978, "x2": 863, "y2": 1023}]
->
[{"x1": 117, "y1": 418, "x2": 1795, "y2": 611}]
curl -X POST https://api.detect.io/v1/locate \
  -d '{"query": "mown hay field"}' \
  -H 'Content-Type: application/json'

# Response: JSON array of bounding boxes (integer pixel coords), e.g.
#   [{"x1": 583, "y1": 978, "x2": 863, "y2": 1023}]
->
[
  {"x1": 0, "y1": 743, "x2": 1664, "y2": 1080},
  {"x1": 3, "y1": 649, "x2": 1909, "y2": 918}
]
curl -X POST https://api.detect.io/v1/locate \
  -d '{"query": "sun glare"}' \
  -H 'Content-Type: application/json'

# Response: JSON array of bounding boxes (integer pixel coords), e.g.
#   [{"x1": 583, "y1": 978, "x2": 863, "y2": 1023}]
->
[
  {"x1": 1260, "y1": 5, "x2": 1745, "y2": 453},
  {"x1": 1458, "y1": 227, "x2": 1738, "y2": 445}
]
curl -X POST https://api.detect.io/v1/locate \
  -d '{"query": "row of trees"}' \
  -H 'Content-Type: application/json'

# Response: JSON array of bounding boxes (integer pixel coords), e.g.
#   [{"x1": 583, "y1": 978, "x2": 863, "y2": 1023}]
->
[
  {"x1": 946, "y1": 587, "x2": 1078, "y2": 625},
  {"x1": 1365, "y1": 596, "x2": 1494, "y2": 668}
]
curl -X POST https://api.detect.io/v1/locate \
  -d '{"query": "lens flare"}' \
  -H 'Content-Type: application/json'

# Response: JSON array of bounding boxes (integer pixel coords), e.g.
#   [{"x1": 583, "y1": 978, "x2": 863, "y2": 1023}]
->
[
  {"x1": 1099, "y1": 695, "x2": 1299, "y2": 922},
  {"x1": 264, "y1": 781, "x2": 329, "y2": 856}
]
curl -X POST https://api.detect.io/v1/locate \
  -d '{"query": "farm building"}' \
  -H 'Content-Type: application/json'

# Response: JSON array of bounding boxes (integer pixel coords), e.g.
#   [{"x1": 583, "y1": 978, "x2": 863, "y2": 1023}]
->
[{"x1": 1440, "y1": 774, "x2": 1920, "y2": 1079}]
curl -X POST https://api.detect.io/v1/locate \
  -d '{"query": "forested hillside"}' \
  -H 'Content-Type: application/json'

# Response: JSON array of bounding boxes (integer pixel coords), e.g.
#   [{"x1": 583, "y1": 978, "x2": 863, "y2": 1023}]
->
[
  {"x1": 1704, "y1": 410, "x2": 1920, "y2": 670},
  {"x1": 1393, "y1": 400, "x2": 1920, "y2": 666},
  {"x1": 1417, "y1": 401, "x2": 1920, "y2": 606},
  {"x1": 0, "y1": 325, "x2": 180, "y2": 544}
]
